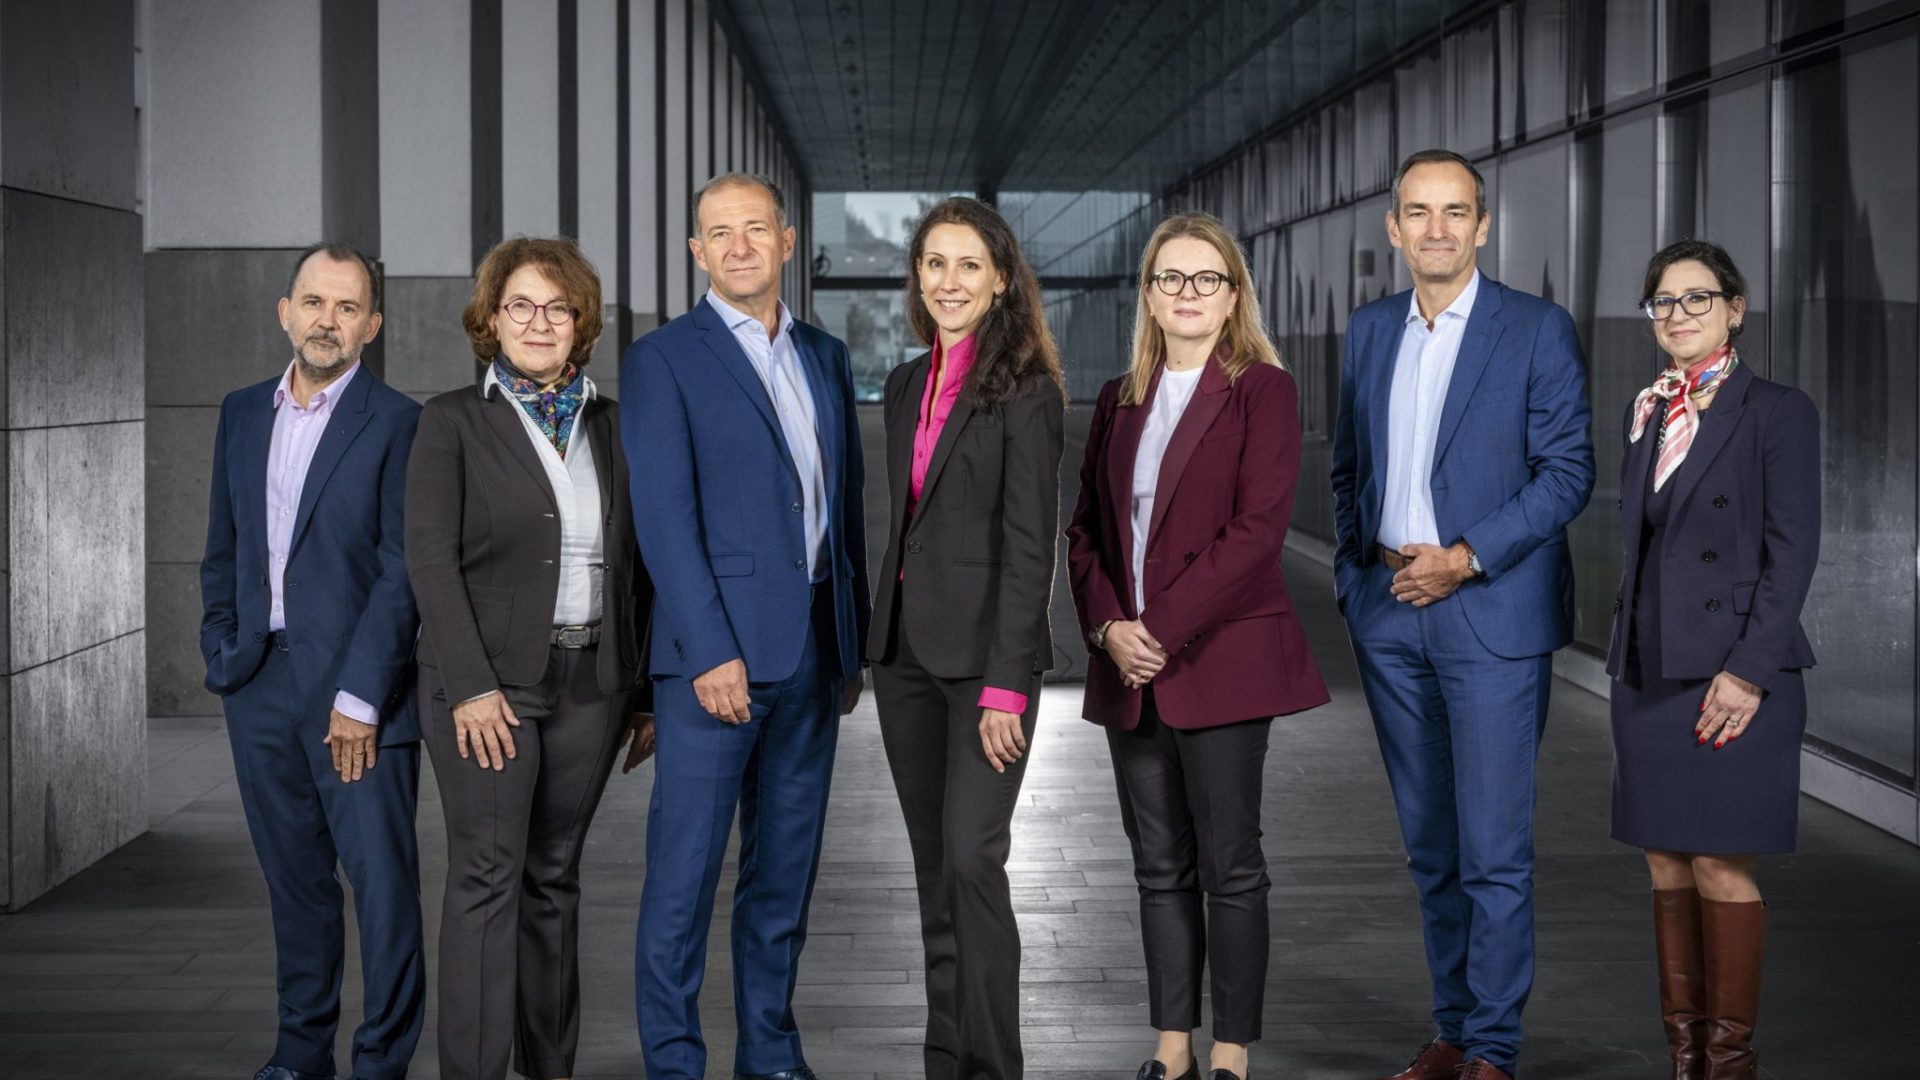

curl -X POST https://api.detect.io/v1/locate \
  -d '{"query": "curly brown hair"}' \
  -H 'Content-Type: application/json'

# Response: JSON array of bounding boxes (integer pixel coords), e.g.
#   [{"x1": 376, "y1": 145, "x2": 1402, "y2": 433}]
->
[{"x1": 462, "y1": 237, "x2": 604, "y2": 365}]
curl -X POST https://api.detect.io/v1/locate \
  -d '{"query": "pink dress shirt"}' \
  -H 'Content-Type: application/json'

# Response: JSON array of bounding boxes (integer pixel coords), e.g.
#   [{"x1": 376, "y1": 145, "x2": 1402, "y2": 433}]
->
[
  {"x1": 904, "y1": 336, "x2": 1029, "y2": 716},
  {"x1": 267, "y1": 362, "x2": 379, "y2": 726}
]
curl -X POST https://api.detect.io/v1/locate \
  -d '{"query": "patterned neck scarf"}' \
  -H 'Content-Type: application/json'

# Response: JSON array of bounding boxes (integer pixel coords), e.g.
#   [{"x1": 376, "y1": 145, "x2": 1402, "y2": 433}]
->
[
  {"x1": 493, "y1": 357, "x2": 585, "y2": 458},
  {"x1": 1629, "y1": 341, "x2": 1738, "y2": 491}
]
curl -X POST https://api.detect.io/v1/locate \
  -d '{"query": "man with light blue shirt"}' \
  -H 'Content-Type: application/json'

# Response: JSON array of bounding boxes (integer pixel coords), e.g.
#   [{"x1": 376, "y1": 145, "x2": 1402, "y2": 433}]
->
[
  {"x1": 621, "y1": 173, "x2": 869, "y2": 1080},
  {"x1": 1331, "y1": 150, "x2": 1595, "y2": 1080}
]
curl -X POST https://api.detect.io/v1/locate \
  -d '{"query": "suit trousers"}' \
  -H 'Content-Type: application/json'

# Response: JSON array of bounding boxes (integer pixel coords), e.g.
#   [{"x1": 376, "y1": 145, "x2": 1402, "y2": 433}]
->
[
  {"x1": 423, "y1": 645, "x2": 631, "y2": 1080},
  {"x1": 1345, "y1": 560, "x2": 1551, "y2": 1074},
  {"x1": 635, "y1": 587, "x2": 844, "y2": 1080},
  {"x1": 224, "y1": 637, "x2": 425, "y2": 1080},
  {"x1": 872, "y1": 621, "x2": 1042, "y2": 1080},
  {"x1": 1106, "y1": 692, "x2": 1272, "y2": 1043}
]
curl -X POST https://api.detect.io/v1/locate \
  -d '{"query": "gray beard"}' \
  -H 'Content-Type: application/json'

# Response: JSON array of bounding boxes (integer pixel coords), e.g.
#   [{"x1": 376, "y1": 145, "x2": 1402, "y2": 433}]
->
[{"x1": 294, "y1": 337, "x2": 359, "y2": 383}]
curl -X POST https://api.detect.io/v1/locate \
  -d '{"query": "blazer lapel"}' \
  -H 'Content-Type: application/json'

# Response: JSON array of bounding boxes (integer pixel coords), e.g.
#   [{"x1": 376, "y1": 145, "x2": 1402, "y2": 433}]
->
[
  {"x1": 915, "y1": 397, "x2": 976, "y2": 515},
  {"x1": 1669, "y1": 365, "x2": 1753, "y2": 515},
  {"x1": 481, "y1": 390, "x2": 562, "y2": 513},
  {"x1": 889, "y1": 357, "x2": 930, "y2": 533},
  {"x1": 235, "y1": 382, "x2": 277, "y2": 565},
  {"x1": 585, "y1": 398, "x2": 614, "y2": 512},
  {"x1": 289, "y1": 372, "x2": 376, "y2": 556},
  {"x1": 1430, "y1": 279, "x2": 1508, "y2": 469},
  {"x1": 1620, "y1": 390, "x2": 1659, "y2": 533},
  {"x1": 1107, "y1": 369, "x2": 1155, "y2": 616},
  {"x1": 694, "y1": 299, "x2": 797, "y2": 481},
  {"x1": 1145, "y1": 353, "x2": 1231, "y2": 550},
  {"x1": 1365, "y1": 308, "x2": 1408, "y2": 490}
]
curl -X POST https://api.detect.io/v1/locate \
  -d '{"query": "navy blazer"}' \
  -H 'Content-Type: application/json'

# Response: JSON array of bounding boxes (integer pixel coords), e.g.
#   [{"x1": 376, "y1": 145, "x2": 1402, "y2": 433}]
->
[
  {"x1": 199, "y1": 367, "x2": 423, "y2": 744},
  {"x1": 1332, "y1": 277, "x2": 1596, "y2": 659},
  {"x1": 1605, "y1": 365, "x2": 1820, "y2": 691},
  {"x1": 621, "y1": 297, "x2": 870, "y2": 684}
]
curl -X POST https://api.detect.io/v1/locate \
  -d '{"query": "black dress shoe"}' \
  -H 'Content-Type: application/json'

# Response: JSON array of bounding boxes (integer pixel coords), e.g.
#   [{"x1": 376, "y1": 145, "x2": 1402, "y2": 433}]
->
[
  {"x1": 253, "y1": 1068, "x2": 334, "y2": 1080},
  {"x1": 1208, "y1": 1071, "x2": 1245, "y2": 1080},
  {"x1": 734, "y1": 1068, "x2": 820, "y2": 1080},
  {"x1": 1134, "y1": 1060, "x2": 1200, "y2": 1080}
]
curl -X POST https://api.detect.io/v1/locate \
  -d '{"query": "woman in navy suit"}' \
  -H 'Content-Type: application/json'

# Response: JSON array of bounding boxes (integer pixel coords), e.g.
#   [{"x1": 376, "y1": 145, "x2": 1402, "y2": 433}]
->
[{"x1": 1607, "y1": 239, "x2": 1819, "y2": 1080}]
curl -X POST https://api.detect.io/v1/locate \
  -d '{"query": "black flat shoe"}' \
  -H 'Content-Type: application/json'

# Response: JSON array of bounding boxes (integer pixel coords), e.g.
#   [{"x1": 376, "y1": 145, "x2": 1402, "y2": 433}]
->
[
  {"x1": 1208, "y1": 1071, "x2": 1245, "y2": 1080},
  {"x1": 1133, "y1": 1060, "x2": 1200, "y2": 1080}
]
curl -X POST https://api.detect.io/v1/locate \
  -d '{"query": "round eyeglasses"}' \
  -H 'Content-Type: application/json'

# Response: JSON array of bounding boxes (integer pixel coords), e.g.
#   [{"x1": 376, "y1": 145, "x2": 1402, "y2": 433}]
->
[
  {"x1": 1640, "y1": 290, "x2": 1728, "y2": 321},
  {"x1": 1149, "y1": 269, "x2": 1233, "y2": 296},
  {"x1": 502, "y1": 298, "x2": 576, "y2": 326}
]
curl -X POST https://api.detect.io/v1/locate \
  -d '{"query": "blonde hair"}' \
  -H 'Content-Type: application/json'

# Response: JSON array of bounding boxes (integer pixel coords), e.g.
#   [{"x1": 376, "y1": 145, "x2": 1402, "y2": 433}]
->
[{"x1": 1121, "y1": 212, "x2": 1282, "y2": 406}]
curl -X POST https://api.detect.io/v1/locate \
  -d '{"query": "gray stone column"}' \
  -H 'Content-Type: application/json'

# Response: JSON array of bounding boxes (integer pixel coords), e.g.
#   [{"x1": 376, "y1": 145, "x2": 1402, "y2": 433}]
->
[
  {"x1": 144, "y1": 0, "x2": 381, "y2": 717},
  {"x1": 0, "y1": 0, "x2": 147, "y2": 909}
]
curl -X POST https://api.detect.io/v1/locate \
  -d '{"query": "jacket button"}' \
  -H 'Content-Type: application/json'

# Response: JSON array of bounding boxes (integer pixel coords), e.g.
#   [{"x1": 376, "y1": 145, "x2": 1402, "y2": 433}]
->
[
  {"x1": 907, "y1": 541, "x2": 923, "y2": 555},
  {"x1": 1612, "y1": 598, "x2": 1622, "y2": 613},
  {"x1": 793, "y1": 558, "x2": 805, "y2": 570},
  {"x1": 1616, "y1": 498, "x2": 1623, "y2": 511},
  {"x1": 1705, "y1": 598, "x2": 1721, "y2": 612},
  {"x1": 791, "y1": 503, "x2": 803, "y2": 514},
  {"x1": 1183, "y1": 552, "x2": 1197, "y2": 563},
  {"x1": 252, "y1": 631, "x2": 265, "y2": 642},
  {"x1": 1701, "y1": 550, "x2": 1717, "y2": 563},
  {"x1": 1714, "y1": 495, "x2": 1729, "y2": 508}
]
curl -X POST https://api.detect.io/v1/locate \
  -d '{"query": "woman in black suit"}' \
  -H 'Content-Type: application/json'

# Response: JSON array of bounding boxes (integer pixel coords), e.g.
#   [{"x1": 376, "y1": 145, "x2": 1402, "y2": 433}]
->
[
  {"x1": 867, "y1": 196, "x2": 1066, "y2": 1080},
  {"x1": 405, "y1": 237, "x2": 653, "y2": 1080},
  {"x1": 1608, "y1": 239, "x2": 1819, "y2": 1080}
]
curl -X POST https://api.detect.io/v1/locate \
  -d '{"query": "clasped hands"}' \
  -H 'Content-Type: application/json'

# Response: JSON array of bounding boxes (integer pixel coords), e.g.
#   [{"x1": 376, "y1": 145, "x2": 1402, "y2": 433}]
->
[
  {"x1": 1104, "y1": 619, "x2": 1168, "y2": 691},
  {"x1": 1389, "y1": 542, "x2": 1476, "y2": 606}
]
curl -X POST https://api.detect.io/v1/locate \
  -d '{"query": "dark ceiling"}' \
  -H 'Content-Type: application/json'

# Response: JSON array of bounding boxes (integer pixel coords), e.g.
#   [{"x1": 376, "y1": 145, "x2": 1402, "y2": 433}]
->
[{"x1": 717, "y1": 0, "x2": 1456, "y2": 193}]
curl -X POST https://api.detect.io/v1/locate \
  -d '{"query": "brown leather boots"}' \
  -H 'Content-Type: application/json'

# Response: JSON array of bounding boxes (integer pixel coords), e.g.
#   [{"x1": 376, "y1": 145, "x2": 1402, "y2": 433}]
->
[{"x1": 1652, "y1": 888, "x2": 1767, "y2": 1080}]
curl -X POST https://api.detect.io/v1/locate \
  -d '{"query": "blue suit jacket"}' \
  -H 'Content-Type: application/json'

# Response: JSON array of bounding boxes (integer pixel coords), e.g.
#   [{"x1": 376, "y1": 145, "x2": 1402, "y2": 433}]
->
[
  {"x1": 1332, "y1": 277, "x2": 1596, "y2": 659},
  {"x1": 199, "y1": 368, "x2": 423, "y2": 744},
  {"x1": 620, "y1": 298, "x2": 869, "y2": 684}
]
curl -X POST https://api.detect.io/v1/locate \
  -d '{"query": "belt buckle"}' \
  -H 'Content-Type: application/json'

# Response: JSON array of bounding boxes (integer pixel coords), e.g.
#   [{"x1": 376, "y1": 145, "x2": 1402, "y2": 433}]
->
[{"x1": 555, "y1": 625, "x2": 592, "y2": 649}]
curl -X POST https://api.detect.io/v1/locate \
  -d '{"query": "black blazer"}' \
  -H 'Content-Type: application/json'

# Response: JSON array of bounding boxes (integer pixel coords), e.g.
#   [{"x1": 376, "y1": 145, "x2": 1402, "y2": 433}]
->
[
  {"x1": 405, "y1": 381, "x2": 651, "y2": 706},
  {"x1": 1605, "y1": 364, "x2": 1819, "y2": 691},
  {"x1": 867, "y1": 353, "x2": 1065, "y2": 691}
]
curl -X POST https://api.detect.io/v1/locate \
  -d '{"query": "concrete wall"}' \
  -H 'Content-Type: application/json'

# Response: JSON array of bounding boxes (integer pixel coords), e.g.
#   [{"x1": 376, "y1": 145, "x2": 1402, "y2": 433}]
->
[{"x1": 0, "y1": 0, "x2": 147, "y2": 910}]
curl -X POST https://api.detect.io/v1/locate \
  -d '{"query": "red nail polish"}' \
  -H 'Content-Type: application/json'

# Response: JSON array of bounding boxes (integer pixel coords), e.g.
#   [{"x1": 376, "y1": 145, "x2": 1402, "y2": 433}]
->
[{"x1": 1698, "y1": 734, "x2": 1708, "y2": 744}]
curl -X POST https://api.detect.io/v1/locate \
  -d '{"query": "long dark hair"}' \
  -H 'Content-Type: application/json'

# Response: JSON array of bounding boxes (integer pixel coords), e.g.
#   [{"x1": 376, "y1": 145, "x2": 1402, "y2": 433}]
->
[{"x1": 905, "y1": 197, "x2": 1064, "y2": 406}]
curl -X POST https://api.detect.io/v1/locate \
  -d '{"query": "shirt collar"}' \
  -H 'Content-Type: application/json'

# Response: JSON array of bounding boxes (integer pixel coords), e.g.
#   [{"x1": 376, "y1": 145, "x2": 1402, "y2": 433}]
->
[
  {"x1": 274, "y1": 360, "x2": 360, "y2": 410},
  {"x1": 480, "y1": 360, "x2": 597, "y2": 402},
  {"x1": 931, "y1": 334, "x2": 979, "y2": 384},
  {"x1": 706, "y1": 288, "x2": 794, "y2": 340},
  {"x1": 1405, "y1": 269, "x2": 1483, "y2": 326}
]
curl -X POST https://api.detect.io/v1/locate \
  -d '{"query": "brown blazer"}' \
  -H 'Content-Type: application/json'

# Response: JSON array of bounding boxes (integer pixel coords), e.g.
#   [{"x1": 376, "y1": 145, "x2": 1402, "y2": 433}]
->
[{"x1": 405, "y1": 381, "x2": 651, "y2": 706}]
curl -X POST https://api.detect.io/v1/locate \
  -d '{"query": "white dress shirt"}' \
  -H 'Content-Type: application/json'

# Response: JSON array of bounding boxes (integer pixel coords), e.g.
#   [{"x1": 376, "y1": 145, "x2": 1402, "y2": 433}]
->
[
  {"x1": 483, "y1": 365, "x2": 606, "y2": 625},
  {"x1": 1130, "y1": 363, "x2": 1206, "y2": 613},
  {"x1": 1379, "y1": 271, "x2": 1481, "y2": 551},
  {"x1": 706, "y1": 289, "x2": 829, "y2": 580}
]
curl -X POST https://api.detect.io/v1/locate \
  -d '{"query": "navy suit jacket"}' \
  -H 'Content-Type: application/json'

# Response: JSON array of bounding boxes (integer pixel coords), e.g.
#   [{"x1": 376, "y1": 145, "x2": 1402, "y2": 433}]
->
[
  {"x1": 200, "y1": 368, "x2": 424, "y2": 745},
  {"x1": 1332, "y1": 277, "x2": 1596, "y2": 659},
  {"x1": 1605, "y1": 365, "x2": 1820, "y2": 691},
  {"x1": 620, "y1": 298, "x2": 869, "y2": 684}
]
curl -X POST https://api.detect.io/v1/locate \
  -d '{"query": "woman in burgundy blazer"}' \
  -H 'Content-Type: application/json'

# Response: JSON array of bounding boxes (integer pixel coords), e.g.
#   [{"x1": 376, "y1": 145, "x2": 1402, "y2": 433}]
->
[{"x1": 1066, "y1": 213, "x2": 1328, "y2": 1080}]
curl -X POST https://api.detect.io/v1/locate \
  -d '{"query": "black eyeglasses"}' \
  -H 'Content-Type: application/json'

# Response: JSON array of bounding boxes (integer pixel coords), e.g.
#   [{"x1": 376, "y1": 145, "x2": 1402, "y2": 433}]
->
[
  {"x1": 502, "y1": 298, "x2": 576, "y2": 326},
  {"x1": 1149, "y1": 269, "x2": 1233, "y2": 296},
  {"x1": 1640, "y1": 290, "x2": 1728, "y2": 321}
]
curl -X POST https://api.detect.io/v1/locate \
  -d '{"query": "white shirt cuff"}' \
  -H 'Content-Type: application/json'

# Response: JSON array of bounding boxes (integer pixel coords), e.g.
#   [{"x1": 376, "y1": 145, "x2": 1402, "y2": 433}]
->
[{"x1": 334, "y1": 690, "x2": 380, "y2": 726}]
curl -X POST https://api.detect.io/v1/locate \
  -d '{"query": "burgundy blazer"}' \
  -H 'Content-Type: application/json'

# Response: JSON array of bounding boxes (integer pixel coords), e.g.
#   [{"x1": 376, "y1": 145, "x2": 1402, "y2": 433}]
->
[{"x1": 1065, "y1": 354, "x2": 1328, "y2": 731}]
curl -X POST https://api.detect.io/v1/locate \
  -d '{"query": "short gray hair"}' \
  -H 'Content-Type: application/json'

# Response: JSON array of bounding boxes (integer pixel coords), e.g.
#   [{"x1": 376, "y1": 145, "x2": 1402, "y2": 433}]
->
[
  {"x1": 1390, "y1": 148, "x2": 1487, "y2": 219},
  {"x1": 690, "y1": 172, "x2": 787, "y2": 235}
]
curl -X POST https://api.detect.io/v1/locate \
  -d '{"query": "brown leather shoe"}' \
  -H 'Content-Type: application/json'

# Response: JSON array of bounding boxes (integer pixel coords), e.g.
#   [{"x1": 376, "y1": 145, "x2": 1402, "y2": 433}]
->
[
  {"x1": 1653, "y1": 887, "x2": 1709, "y2": 1079},
  {"x1": 1701, "y1": 898, "x2": 1766, "y2": 1080},
  {"x1": 1456, "y1": 1061, "x2": 1512, "y2": 1080},
  {"x1": 1380, "y1": 1039, "x2": 1462, "y2": 1080}
]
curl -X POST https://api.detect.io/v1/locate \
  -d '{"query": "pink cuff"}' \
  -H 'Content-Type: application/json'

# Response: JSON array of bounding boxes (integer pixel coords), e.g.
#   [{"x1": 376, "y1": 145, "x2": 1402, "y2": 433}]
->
[
  {"x1": 977, "y1": 686, "x2": 1029, "y2": 715},
  {"x1": 333, "y1": 690, "x2": 380, "y2": 726}
]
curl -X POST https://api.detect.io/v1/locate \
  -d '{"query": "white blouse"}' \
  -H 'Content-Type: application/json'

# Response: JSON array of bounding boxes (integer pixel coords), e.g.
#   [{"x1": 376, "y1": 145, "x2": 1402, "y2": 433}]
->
[
  {"x1": 1129, "y1": 364, "x2": 1206, "y2": 613},
  {"x1": 484, "y1": 367, "x2": 606, "y2": 626}
]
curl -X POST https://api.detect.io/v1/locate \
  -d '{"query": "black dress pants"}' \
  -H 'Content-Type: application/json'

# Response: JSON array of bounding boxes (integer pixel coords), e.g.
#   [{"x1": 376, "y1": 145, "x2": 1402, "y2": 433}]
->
[
  {"x1": 1107, "y1": 690, "x2": 1272, "y2": 1043},
  {"x1": 873, "y1": 627, "x2": 1042, "y2": 1080},
  {"x1": 423, "y1": 644, "x2": 631, "y2": 1080}
]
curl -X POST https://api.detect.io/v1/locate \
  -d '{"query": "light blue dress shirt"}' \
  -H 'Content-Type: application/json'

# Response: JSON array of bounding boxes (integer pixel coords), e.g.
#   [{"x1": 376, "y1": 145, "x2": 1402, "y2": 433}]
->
[
  {"x1": 1378, "y1": 270, "x2": 1481, "y2": 552},
  {"x1": 705, "y1": 289, "x2": 829, "y2": 579}
]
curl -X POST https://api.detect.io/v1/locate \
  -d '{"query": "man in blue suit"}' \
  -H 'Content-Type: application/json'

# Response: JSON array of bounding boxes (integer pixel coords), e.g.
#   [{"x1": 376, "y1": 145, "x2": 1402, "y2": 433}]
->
[
  {"x1": 1332, "y1": 150, "x2": 1595, "y2": 1080},
  {"x1": 200, "y1": 244, "x2": 425, "y2": 1080},
  {"x1": 622, "y1": 173, "x2": 869, "y2": 1080}
]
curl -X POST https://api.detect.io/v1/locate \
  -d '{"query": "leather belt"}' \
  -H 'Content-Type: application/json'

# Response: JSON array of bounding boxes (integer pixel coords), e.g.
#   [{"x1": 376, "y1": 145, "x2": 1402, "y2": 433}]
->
[
  {"x1": 550, "y1": 624, "x2": 601, "y2": 649},
  {"x1": 1378, "y1": 545, "x2": 1413, "y2": 572}
]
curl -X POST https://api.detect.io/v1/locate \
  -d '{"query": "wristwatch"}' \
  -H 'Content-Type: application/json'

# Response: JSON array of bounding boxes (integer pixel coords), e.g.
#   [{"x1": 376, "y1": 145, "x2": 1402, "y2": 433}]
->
[
  {"x1": 1090, "y1": 620, "x2": 1114, "y2": 649},
  {"x1": 1466, "y1": 550, "x2": 1486, "y2": 578}
]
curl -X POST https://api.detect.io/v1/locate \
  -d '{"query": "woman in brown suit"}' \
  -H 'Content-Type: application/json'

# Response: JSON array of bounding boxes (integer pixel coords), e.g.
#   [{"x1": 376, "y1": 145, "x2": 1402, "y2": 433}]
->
[{"x1": 405, "y1": 237, "x2": 652, "y2": 1080}]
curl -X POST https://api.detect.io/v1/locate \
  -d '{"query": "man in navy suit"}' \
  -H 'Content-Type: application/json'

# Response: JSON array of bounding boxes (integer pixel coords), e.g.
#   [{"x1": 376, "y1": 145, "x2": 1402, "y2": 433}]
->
[
  {"x1": 622, "y1": 173, "x2": 869, "y2": 1080},
  {"x1": 200, "y1": 244, "x2": 425, "y2": 1080},
  {"x1": 1332, "y1": 150, "x2": 1595, "y2": 1080}
]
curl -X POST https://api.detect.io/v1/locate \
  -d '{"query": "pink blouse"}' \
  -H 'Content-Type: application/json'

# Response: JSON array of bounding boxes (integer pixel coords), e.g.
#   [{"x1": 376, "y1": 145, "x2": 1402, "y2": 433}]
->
[{"x1": 903, "y1": 336, "x2": 1029, "y2": 716}]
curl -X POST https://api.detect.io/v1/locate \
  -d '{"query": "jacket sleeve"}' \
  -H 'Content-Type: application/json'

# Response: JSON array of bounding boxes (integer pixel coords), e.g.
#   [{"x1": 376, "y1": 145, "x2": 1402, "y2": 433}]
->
[
  {"x1": 1330, "y1": 319, "x2": 1366, "y2": 605},
  {"x1": 199, "y1": 400, "x2": 239, "y2": 675},
  {"x1": 982, "y1": 378, "x2": 1066, "y2": 693},
  {"x1": 623, "y1": 337, "x2": 743, "y2": 678},
  {"x1": 1458, "y1": 304, "x2": 1596, "y2": 577},
  {"x1": 404, "y1": 402, "x2": 499, "y2": 705},
  {"x1": 337, "y1": 404, "x2": 423, "y2": 717},
  {"x1": 1723, "y1": 389, "x2": 1822, "y2": 691},
  {"x1": 1142, "y1": 368, "x2": 1302, "y2": 655},
  {"x1": 1065, "y1": 380, "x2": 1126, "y2": 635}
]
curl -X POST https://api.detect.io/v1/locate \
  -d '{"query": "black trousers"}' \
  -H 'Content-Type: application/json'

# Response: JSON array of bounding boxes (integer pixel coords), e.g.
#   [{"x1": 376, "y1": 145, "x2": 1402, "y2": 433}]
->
[
  {"x1": 873, "y1": 626, "x2": 1042, "y2": 1080},
  {"x1": 423, "y1": 644, "x2": 631, "y2": 1080},
  {"x1": 1107, "y1": 691, "x2": 1273, "y2": 1043}
]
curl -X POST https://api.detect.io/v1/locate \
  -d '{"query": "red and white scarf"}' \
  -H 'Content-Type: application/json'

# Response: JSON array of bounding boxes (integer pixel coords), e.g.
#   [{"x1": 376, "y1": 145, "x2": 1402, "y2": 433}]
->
[{"x1": 1629, "y1": 342, "x2": 1738, "y2": 492}]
